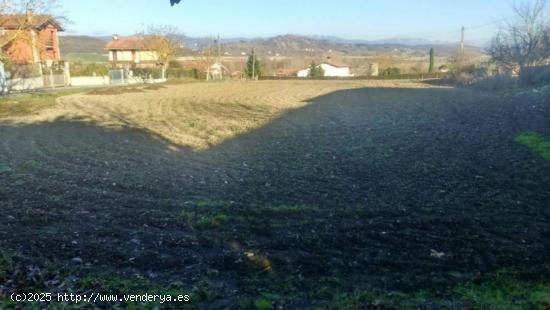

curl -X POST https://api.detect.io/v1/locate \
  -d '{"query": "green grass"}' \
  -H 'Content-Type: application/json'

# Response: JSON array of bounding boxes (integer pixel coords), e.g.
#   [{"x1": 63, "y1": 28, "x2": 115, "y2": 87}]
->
[
  {"x1": 1, "y1": 250, "x2": 549, "y2": 309},
  {"x1": 330, "y1": 274, "x2": 550, "y2": 309},
  {"x1": 63, "y1": 53, "x2": 108, "y2": 63},
  {"x1": 516, "y1": 132, "x2": 550, "y2": 161},
  {"x1": 179, "y1": 209, "x2": 230, "y2": 228},
  {"x1": 0, "y1": 90, "x2": 84, "y2": 118},
  {"x1": 253, "y1": 298, "x2": 273, "y2": 310},
  {"x1": 454, "y1": 272, "x2": 550, "y2": 309},
  {"x1": 0, "y1": 253, "x2": 14, "y2": 279},
  {"x1": 178, "y1": 202, "x2": 321, "y2": 230},
  {"x1": 79, "y1": 275, "x2": 184, "y2": 295}
]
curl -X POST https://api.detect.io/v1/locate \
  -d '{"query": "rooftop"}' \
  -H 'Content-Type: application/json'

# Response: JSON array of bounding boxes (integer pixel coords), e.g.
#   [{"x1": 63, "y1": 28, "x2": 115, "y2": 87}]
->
[
  {"x1": 105, "y1": 35, "x2": 157, "y2": 51},
  {"x1": 0, "y1": 14, "x2": 64, "y2": 31}
]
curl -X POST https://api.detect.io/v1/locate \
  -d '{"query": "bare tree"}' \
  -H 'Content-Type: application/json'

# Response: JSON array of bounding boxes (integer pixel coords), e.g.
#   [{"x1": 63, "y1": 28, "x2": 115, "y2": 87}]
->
[
  {"x1": 450, "y1": 47, "x2": 479, "y2": 74},
  {"x1": 488, "y1": 0, "x2": 550, "y2": 71},
  {"x1": 200, "y1": 40, "x2": 219, "y2": 80},
  {"x1": 143, "y1": 25, "x2": 184, "y2": 78},
  {"x1": 11, "y1": 0, "x2": 61, "y2": 14}
]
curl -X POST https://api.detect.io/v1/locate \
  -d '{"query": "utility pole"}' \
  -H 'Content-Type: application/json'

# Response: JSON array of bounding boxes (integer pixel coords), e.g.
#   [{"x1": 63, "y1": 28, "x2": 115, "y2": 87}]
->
[
  {"x1": 460, "y1": 26, "x2": 465, "y2": 55},
  {"x1": 217, "y1": 35, "x2": 221, "y2": 61},
  {"x1": 217, "y1": 34, "x2": 222, "y2": 79},
  {"x1": 252, "y1": 48, "x2": 256, "y2": 80}
]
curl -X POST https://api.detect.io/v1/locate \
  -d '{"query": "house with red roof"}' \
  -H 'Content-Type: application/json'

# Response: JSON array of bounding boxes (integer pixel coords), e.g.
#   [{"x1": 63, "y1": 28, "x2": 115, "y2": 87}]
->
[
  {"x1": 0, "y1": 11, "x2": 64, "y2": 64},
  {"x1": 105, "y1": 35, "x2": 161, "y2": 69}
]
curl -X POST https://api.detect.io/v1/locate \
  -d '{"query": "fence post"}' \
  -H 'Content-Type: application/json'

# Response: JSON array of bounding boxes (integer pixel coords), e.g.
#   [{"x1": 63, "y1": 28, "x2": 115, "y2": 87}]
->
[
  {"x1": 64, "y1": 62, "x2": 71, "y2": 86},
  {"x1": 49, "y1": 68, "x2": 54, "y2": 88}
]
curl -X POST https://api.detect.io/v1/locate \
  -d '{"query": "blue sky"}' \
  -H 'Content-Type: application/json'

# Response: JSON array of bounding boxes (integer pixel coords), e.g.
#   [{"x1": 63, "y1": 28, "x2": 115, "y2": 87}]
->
[{"x1": 59, "y1": 0, "x2": 516, "y2": 44}]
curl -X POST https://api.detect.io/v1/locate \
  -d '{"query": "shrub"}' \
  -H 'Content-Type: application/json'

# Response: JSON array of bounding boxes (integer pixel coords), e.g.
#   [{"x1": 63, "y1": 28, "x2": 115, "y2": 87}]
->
[
  {"x1": 381, "y1": 67, "x2": 401, "y2": 76},
  {"x1": 308, "y1": 62, "x2": 325, "y2": 78},
  {"x1": 166, "y1": 67, "x2": 199, "y2": 79},
  {"x1": 534, "y1": 67, "x2": 550, "y2": 85},
  {"x1": 469, "y1": 75, "x2": 518, "y2": 91},
  {"x1": 245, "y1": 50, "x2": 262, "y2": 78},
  {"x1": 165, "y1": 61, "x2": 199, "y2": 79},
  {"x1": 70, "y1": 62, "x2": 109, "y2": 77},
  {"x1": 5, "y1": 63, "x2": 42, "y2": 78},
  {"x1": 132, "y1": 68, "x2": 163, "y2": 79},
  {"x1": 520, "y1": 65, "x2": 550, "y2": 86}
]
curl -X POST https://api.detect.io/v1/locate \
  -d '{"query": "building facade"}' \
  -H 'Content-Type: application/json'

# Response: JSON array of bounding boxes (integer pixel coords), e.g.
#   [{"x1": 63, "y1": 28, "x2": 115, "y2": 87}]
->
[
  {"x1": 0, "y1": 11, "x2": 63, "y2": 64},
  {"x1": 105, "y1": 35, "x2": 161, "y2": 69}
]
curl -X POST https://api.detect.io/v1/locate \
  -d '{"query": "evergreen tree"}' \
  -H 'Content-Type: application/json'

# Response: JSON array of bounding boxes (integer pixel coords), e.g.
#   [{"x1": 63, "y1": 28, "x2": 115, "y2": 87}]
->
[
  {"x1": 429, "y1": 48, "x2": 435, "y2": 74},
  {"x1": 245, "y1": 49, "x2": 261, "y2": 79},
  {"x1": 308, "y1": 62, "x2": 325, "y2": 78}
]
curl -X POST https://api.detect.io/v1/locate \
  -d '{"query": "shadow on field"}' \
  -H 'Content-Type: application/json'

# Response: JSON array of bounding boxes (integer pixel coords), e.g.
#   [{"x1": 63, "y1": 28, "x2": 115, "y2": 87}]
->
[{"x1": 0, "y1": 86, "x2": 549, "y2": 302}]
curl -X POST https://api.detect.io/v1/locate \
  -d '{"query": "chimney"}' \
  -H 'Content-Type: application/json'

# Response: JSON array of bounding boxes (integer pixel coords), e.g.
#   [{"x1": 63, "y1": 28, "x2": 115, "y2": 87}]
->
[{"x1": 112, "y1": 34, "x2": 119, "y2": 41}]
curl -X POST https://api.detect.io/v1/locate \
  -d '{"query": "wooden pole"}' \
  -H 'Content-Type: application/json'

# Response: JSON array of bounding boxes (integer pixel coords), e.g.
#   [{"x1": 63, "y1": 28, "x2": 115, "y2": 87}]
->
[
  {"x1": 460, "y1": 26, "x2": 465, "y2": 54},
  {"x1": 252, "y1": 48, "x2": 256, "y2": 80}
]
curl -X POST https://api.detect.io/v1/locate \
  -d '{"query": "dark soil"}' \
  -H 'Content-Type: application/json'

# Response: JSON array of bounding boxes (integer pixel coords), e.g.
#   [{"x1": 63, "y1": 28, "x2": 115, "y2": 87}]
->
[{"x1": 1, "y1": 86, "x2": 549, "y2": 308}]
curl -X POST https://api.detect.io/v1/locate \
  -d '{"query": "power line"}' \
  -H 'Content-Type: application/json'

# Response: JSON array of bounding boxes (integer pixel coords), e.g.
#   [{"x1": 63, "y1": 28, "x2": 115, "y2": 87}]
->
[
  {"x1": 401, "y1": 16, "x2": 513, "y2": 41},
  {"x1": 466, "y1": 17, "x2": 510, "y2": 30}
]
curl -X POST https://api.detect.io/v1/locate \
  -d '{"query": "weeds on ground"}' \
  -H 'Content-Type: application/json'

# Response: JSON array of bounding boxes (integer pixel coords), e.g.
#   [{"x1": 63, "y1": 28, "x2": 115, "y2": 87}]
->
[
  {"x1": 516, "y1": 132, "x2": 550, "y2": 161},
  {"x1": 454, "y1": 271, "x2": 550, "y2": 309},
  {"x1": 179, "y1": 201, "x2": 320, "y2": 229}
]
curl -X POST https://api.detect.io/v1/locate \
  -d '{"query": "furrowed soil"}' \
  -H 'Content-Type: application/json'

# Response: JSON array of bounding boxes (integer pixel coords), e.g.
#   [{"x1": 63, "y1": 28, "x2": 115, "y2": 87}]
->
[{"x1": 0, "y1": 80, "x2": 549, "y2": 308}]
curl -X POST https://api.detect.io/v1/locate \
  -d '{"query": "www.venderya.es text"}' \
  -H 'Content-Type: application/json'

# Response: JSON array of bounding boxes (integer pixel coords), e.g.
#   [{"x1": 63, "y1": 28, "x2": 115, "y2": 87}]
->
[{"x1": 10, "y1": 292, "x2": 191, "y2": 304}]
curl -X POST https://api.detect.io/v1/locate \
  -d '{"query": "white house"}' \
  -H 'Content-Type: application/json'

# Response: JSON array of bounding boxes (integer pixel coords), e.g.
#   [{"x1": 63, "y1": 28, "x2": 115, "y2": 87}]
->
[
  {"x1": 297, "y1": 63, "x2": 353, "y2": 78},
  {"x1": 105, "y1": 35, "x2": 161, "y2": 69}
]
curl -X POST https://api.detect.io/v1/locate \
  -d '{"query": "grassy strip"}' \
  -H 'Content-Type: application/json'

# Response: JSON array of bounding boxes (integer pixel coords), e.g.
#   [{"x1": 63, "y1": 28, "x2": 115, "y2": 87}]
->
[
  {"x1": 0, "y1": 91, "x2": 79, "y2": 118},
  {"x1": 453, "y1": 272, "x2": 550, "y2": 310},
  {"x1": 1, "y1": 250, "x2": 549, "y2": 309},
  {"x1": 516, "y1": 132, "x2": 550, "y2": 161},
  {"x1": 238, "y1": 272, "x2": 550, "y2": 309}
]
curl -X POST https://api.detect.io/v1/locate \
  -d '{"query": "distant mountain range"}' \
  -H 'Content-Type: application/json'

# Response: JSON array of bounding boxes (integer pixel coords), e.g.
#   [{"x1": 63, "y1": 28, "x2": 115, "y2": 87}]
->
[
  {"x1": 59, "y1": 34, "x2": 482, "y2": 57},
  {"x1": 302, "y1": 35, "x2": 452, "y2": 46}
]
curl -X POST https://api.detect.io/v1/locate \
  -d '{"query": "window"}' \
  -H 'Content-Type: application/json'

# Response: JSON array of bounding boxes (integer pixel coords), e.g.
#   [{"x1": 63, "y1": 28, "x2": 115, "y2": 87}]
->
[{"x1": 45, "y1": 30, "x2": 55, "y2": 51}]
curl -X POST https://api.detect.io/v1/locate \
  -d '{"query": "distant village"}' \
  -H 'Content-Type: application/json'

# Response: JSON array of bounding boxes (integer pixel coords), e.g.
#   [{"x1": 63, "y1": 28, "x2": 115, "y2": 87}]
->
[{"x1": 0, "y1": 9, "x2": 491, "y2": 92}]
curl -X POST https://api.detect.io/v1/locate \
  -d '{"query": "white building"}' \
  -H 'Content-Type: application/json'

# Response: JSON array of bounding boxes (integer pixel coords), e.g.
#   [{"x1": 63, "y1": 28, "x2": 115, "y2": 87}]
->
[
  {"x1": 105, "y1": 35, "x2": 161, "y2": 69},
  {"x1": 297, "y1": 63, "x2": 353, "y2": 78}
]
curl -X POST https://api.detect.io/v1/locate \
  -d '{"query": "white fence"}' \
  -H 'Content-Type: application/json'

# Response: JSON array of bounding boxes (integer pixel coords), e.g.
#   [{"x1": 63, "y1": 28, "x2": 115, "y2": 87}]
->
[
  {"x1": 108, "y1": 69, "x2": 166, "y2": 85},
  {"x1": 70, "y1": 76, "x2": 110, "y2": 87},
  {"x1": 0, "y1": 62, "x2": 168, "y2": 94},
  {"x1": 8, "y1": 77, "x2": 44, "y2": 91}
]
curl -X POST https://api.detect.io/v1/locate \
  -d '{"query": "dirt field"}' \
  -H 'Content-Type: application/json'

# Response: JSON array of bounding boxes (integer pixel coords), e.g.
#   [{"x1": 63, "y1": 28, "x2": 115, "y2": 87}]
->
[
  {"x1": 0, "y1": 80, "x2": 549, "y2": 308},
  {"x1": 3, "y1": 80, "x2": 432, "y2": 150}
]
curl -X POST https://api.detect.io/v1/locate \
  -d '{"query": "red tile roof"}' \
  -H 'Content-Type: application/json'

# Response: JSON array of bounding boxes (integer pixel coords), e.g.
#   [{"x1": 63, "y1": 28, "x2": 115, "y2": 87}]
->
[
  {"x1": 0, "y1": 14, "x2": 63, "y2": 31},
  {"x1": 105, "y1": 36, "x2": 154, "y2": 50},
  {"x1": 323, "y1": 61, "x2": 348, "y2": 68},
  {"x1": 323, "y1": 56, "x2": 348, "y2": 68}
]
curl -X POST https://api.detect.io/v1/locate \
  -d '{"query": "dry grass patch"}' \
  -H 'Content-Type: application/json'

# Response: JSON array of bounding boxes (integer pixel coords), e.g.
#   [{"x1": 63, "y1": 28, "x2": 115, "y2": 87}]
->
[
  {"x1": 86, "y1": 86, "x2": 145, "y2": 96},
  {"x1": 1, "y1": 80, "x2": 434, "y2": 150}
]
